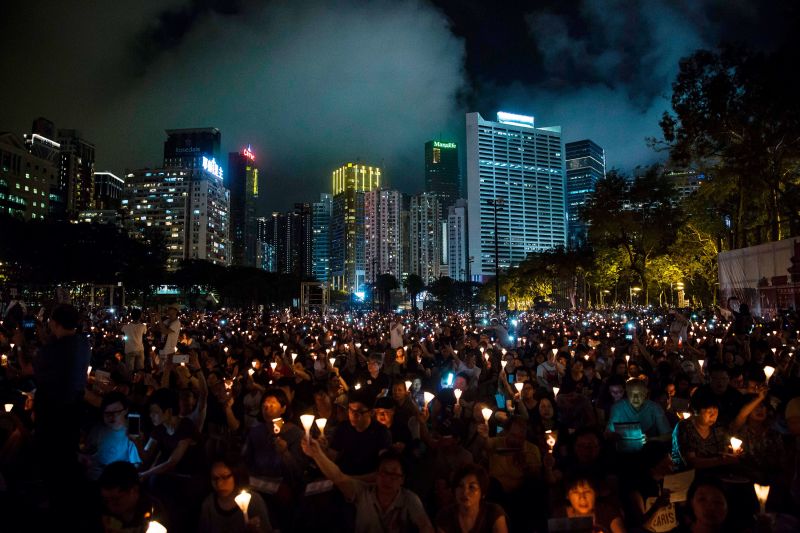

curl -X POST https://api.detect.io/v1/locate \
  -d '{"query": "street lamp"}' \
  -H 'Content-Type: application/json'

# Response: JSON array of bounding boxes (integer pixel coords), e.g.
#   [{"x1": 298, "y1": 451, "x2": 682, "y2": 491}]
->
[
  {"x1": 487, "y1": 198, "x2": 505, "y2": 314},
  {"x1": 630, "y1": 286, "x2": 642, "y2": 307}
]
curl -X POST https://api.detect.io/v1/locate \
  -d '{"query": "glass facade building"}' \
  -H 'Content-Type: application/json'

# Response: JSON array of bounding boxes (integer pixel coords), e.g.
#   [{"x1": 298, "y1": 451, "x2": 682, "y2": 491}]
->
[{"x1": 565, "y1": 139, "x2": 605, "y2": 246}]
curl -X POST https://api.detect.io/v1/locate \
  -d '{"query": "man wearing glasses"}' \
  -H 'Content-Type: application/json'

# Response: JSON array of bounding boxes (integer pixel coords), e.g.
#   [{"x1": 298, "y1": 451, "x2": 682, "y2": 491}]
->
[
  {"x1": 325, "y1": 390, "x2": 392, "y2": 475},
  {"x1": 82, "y1": 391, "x2": 142, "y2": 480},
  {"x1": 302, "y1": 440, "x2": 433, "y2": 533}
]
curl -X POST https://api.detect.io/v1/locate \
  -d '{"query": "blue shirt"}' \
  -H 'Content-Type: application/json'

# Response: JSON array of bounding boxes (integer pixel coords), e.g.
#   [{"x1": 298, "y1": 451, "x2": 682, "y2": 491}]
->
[{"x1": 607, "y1": 399, "x2": 671, "y2": 438}]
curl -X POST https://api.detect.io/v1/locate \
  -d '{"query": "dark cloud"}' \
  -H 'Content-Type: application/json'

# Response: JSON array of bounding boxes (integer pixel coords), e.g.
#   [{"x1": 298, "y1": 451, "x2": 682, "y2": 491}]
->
[{"x1": 1, "y1": 0, "x2": 796, "y2": 213}]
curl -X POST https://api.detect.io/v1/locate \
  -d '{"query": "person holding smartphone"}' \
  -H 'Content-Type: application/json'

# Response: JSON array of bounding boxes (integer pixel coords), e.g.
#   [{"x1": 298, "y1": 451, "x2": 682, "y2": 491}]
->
[{"x1": 81, "y1": 391, "x2": 142, "y2": 480}]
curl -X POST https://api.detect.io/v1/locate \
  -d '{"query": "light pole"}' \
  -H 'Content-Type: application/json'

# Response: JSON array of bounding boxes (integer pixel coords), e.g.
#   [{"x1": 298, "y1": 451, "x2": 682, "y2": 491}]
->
[{"x1": 487, "y1": 198, "x2": 505, "y2": 314}]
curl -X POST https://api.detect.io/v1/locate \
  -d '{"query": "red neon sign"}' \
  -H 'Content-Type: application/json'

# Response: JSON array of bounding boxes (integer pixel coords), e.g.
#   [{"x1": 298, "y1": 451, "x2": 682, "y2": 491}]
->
[{"x1": 242, "y1": 145, "x2": 255, "y2": 161}]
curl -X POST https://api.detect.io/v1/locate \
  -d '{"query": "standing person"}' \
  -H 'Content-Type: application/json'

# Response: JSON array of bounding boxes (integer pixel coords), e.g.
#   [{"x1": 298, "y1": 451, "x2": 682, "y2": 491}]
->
[
  {"x1": 157, "y1": 306, "x2": 181, "y2": 366},
  {"x1": 390, "y1": 315, "x2": 405, "y2": 350},
  {"x1": 122, "y1": 308, "x2": 147, "y2": 372},
  {"x1": 32, "y1": 304, "x2": 92, "y2": 525}
]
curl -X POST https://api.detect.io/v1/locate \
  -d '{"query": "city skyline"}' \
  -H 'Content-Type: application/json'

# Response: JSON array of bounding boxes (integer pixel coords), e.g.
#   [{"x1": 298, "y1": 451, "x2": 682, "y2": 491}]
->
[{"x1": 2, "y1": 1, "x2": 794, "y2": 214}]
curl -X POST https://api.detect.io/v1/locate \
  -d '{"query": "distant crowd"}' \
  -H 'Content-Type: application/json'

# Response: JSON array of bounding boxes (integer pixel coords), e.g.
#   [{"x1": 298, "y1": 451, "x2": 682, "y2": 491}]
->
[{"x1": 1, "y1": 297, "x2": 799, "y2": 532}]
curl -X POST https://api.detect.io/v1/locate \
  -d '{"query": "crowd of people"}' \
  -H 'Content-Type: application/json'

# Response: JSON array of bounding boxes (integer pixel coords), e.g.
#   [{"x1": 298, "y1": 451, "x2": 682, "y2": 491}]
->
[{"x1": 1, "y1": 297, "x2": 799, "y2": 532}]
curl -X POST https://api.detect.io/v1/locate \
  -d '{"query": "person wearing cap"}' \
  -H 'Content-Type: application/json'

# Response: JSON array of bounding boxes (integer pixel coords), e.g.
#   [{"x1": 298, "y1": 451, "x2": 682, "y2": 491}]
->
[{"x1": 374, "y1": 396, "x2": 413, "y2": 455}]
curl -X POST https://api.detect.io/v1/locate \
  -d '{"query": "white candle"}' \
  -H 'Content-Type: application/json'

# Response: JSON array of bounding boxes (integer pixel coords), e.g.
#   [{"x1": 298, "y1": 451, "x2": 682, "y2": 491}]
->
[
  {"x1": 753, "y1": 483, "x2": 770, "y2": 514},
  {"x1": 4, "y1": 403, "x2": 12, "y2": 413},
  {"x1": 234, "y1": 490, "x2": 252, "y2": 523},
  {"x1": 423, "y1": 391, "x2": 435, "y2": 407},
  {"x1": 300, "y1": 414, "x2": 315, "y2": 441},
  {"x1": 146, "y1": 521, "x2": 167, "y2": 533},
  {"x1": 681, "y1": 412, "x2": 692, "y2": 420},
  {"x1": 730, "y1": 437, "x2": 743, "y2": 453},
  {"x1": 764, "y1": 366, "x2": 775, "y2": 380},
  {"x1": 248, "y1": 368, "x2": 255, "y2": 377},
  {"x1": 272, "y1": 417, "x2": 283, "y2": 434},
  {"x1": 291, "y1": 353, "x2": 297, "y2": 363},
  {"x1": 501, "y1": 360, "x2": 507, "y2": 370},
  {"x1": 454, "y1": 388, "x2": 462, "y2": 401},
  {"x1": 329, "y1": 357, "x2": 336, "y2": 367},
  {"x1": 698, "y1": 359, "x2": 704, "y2": 370},
  {"x1": 315, "y1": 418, "x2": 327, "y2": 432},
  {"x1": 514, "y1": 382, "x2": 524, "y2": 394},
  {"x1": 552, "y1": 387, "x2": 560, "y2": 397},
  {"x1": 481, "y1": 407, "x2": 493, "y2": 424},
  {"x1": 545, "y1": 430, "x2": 556, "y2": 452}
]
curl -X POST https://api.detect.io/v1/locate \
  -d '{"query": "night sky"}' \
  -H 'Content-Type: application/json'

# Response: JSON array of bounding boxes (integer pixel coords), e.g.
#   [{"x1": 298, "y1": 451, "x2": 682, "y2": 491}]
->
[{"x1": 1, "y1": 0, "x2": 796, "y2": 214}]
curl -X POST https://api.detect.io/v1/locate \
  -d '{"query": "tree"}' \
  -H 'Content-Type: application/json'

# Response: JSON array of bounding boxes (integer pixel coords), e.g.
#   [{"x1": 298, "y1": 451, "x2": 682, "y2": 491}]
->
[
  {"x1": 580, "y1": 167, "x2": 683, "y2": 304},
  {"x1": 657, "y1": 44, "x2": 800, "y2": 246},
  {"x1": 403, "y1": 273, "x2": 425, "y2": 316}
]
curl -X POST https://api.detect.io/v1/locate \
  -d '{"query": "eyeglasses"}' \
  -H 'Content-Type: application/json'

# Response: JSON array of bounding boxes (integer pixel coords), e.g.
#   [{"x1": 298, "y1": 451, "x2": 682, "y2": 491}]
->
[{"x1": 211, "y1": 473, "x2": 234, "y2": 483}]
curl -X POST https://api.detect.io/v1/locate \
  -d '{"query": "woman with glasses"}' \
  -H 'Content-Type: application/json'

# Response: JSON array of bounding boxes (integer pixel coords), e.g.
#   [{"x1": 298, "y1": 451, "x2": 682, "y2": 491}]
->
[{"x1": 199, "y1": 455, "x2": 272, "y2": 532}]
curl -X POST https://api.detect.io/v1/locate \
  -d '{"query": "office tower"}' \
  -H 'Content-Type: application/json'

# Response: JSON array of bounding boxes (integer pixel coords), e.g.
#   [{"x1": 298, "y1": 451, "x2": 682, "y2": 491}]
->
[
  {"x1": 93, "y1": 172, "x2": 124, "y2": 210},
  {"x1": 0, "y1": 132, "x2": 58, "y2": 220},
  {"x1": 466, "y1": 111, "x2": 566, "y2": 279},
  {"x1": 448, "y1": 199, "x2": 469, "y2": 281},
  {"x1": 400, "y1": 207, "x2": 411, "y2": 278},
  {"x1": 256, "y1": 216, "x2": 273, "y2": 271},
  {"x1": 409, "y1": 192, "x2": 442, "y2": 283},
  {"x1": 57, "y1": 129, "x2": 96, "y2": 215},
  {"x1": 289, "y1": 203, "x2": 313, "y2": 278},
  {"x1": 263, "y1": 212, "x2": 288, "y2": 273},
  {"x1": 565, "y1": 139, "x2": 605, "y2": 246},
  {"x1": 425, "y1": 140, "x2": 460, "y2": 212},
  {"x1": 365, "y1": 189, "x2": 403, "y2": 284},
  {"x1": 330, "y1": 162, "x2": 382, "y2": 292},
  {"x1": 664, "y1": 167, "x2": 704, "y2": 201},
  {"x1": 163, "y1": 127, "x2": 221, "y2": 169},
  {"x1": 227, "y1": 146, "x2": 259, "y2": 267},
  {"x1": 123, "y1": 165, "x2": 230, "y2": 270},
  {"x1": 312, "y1": 193, "x2": 332, "y2": 282}
]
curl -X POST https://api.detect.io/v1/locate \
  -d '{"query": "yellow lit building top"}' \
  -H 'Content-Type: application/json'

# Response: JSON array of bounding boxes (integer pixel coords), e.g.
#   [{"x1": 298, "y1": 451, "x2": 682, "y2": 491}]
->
[{"x1": 332, "y1": 163, "x2": 381, "y2": 195}]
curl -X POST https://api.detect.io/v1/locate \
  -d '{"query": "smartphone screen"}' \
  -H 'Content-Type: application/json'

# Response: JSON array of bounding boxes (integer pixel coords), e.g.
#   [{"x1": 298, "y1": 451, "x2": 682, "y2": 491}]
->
[
  {"x1": 507, "y1": 373, "x2": 515, "y2": 384},
  {"x1": 127, "y1": 414, "x2": 141, "y2": 436}
]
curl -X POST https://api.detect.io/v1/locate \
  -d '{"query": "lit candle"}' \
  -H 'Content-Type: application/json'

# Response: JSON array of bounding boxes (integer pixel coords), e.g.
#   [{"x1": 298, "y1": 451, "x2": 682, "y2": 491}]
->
[
  {"x1": 270, "y1": 361, "x2": 277, "y2": 372},
  {"x1": 4, "y1": 403, "x2": 12, "y2": 413},
  {"x1": 553, "y1": 387, "x2": 560, "y2": 396},
  {"x1": 405, "y1": 380, "x2": 412, "y2": 390},
  {"x1": 501, "y1": 360, "x2": 507, "y2": 370},
  {"x1": 764, "y1": 366, "x2": 775, "y2": 380},
  {"x1": 234, "y1": 490, "x2": 252, "y2": 523},
  {"x1": 315, "y1": 418, "x2": 327, "y2": 432},
  {"x1": 730, "y1": 437, "x2": 743, "y2": 453},
  {"x1": 753, "y1": 483, "x2": 770, "y2": 514},
  {"x1": 300, "y1": 414, "x2": 315, "y2": 441},
  {"x1": 611, "y1": 347, "x2": 616, "y2": 354},
  {"x1": 329, "y1": 357, "x2": 335, "y2": 367},
  {"x1": 545, "y1": 430, "x2": 556, "y2": 453},
  {"x1": 355, "y1": 383, "x2": 361, "y2": 390},
  {"x1": 248, "y1": 368, "x2": 255, "y2": 377},
  {"x1": 291, "y1": 353, "x2": 297, "y2": 363},
  {"x1": 454, "y1": 389, "x2": 462, "y2": 402},
  {"x1": 681, "y1": 412, "x2": 692, "y2": 420},
  {"x1": 423, "y1": 391, "x2": 435, "y2": 407},
  {"x1": 146, "y1": 521, "x2": 167, "y2": 533},
  {"x1": 624, "y1": 354, "x2": 629, "y2": 364},
  {"x1": 481, "y1": 407, "x2": 493, "y2": 424},
  {"x1": 87, "y1": 365, "x2": 92, "y2": 377},
  {"x1": 698, "y1": 359, "x2": 704, "y2": 370},
  {"x1": 514, "y1": 382, "x2": 523, "y2": 394}
]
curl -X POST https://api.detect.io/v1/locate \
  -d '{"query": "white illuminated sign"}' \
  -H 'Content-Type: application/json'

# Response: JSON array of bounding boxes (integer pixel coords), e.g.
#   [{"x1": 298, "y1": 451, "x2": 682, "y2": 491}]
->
[
  {"x1": 202, "y1": 156, "x2": 223, "y2": 179},
  {"x1": 497, "y1": 111, "x2": 535, "y2": 128}
]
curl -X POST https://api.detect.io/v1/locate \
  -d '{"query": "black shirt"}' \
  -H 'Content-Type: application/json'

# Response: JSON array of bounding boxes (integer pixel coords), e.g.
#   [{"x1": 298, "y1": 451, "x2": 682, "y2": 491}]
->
[{"x1": 329, "y1": 420, "x2": 392, "y2": 475}]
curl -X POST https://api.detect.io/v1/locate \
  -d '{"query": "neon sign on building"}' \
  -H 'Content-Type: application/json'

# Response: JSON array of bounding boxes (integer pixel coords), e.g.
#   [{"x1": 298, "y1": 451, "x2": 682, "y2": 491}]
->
[
  {"x1": 242, "y1": 145, "x2": 255, "y2": 161},
  {"x1": 202, "y1": 156, "x2": 223, "y2": 179}
]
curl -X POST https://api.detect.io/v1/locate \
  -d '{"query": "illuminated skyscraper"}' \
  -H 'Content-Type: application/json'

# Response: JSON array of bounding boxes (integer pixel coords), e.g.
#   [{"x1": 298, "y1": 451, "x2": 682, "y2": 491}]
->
[
  {"x1": 448, "y1": 199, "x2": 469, "y2": 281},
  {"x1": 312, "y1": 193, "x2": 333, "y2": 282},
  {"x1": 329, "y1": 163, "x2": 381, "y2": 292},
  {"x1": 163, "y1": 127, "x2": 221, "y2": 169},
  {"x1": 365, "y1": 189, "x2": 403, "y2": 283},
  {"x1": 123, "y1": 164, "x2": 230, "y2": 270},
  {"x1": 565, "y1": 139, "x2": 605, "y2": 246},
  {"x1": 409, "y1": 192, "x2": 442, "y2": 283},
  {"x1": 466, "y1": 111, "x2": 566, "y2": 279},
  {"x1": 227, "y1": 146, "x2": 259, "y2": 267},
  {"x1": 57, "y1": 129, "x2": 96, "y2": 216},
  {"x1": 425, "y1": 140, "x2": 460, "y2": 212},
  {"x1": 0, "y1": 131, "x2": 58, "y2": 220}
]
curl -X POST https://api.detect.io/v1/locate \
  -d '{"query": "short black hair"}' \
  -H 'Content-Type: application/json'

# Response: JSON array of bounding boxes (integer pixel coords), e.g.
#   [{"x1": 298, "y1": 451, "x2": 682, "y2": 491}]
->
[
  {"x1": 377, "y1": 449, "x2": 407, "y2": 476},
  {"x1": 99, "y1": 461, "x2": 140, "y2": 491},
  {"x1": 263, "y1": 388, "x2": 289, "y2": 408},
  {"x1": 50, "y1": 304, "x2": 81, "y2": 330},
  {"x1": 148, "y1": 388, "x2": 179, "y2": 414},
  {"x1": 451, "y1": 463, "x2": 489, "y2": 495},
  {"x1": 690, "y1": 387, "x2": 721, "y2": 412},
  {"x1": 101, "y1": 391, "x2": 130, "y2": 412}
]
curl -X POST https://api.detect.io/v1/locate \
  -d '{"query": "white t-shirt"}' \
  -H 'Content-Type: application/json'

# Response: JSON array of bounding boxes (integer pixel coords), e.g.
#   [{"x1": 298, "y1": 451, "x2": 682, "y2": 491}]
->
[
  {"x1": 390, "y1": 321, "x2": 404, "y2": 349},
  {"x1": 121, "y1": 322, "x2": 147, "y2": 354},
  {"x1": 160, "y1": 319, "x2": 181, "y2": 356}
]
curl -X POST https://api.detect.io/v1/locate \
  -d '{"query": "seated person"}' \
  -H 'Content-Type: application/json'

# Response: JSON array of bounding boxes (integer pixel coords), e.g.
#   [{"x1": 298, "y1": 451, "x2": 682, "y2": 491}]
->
[
  {"x1": 199, "y1": 455, "x2": 272, "y2": 533},
  {"x1": 82, "y1": 391, "x2": 142, "y2": 481},
  {"x1": 606, "y1": 379, "x2": 671, "y2": 442},
  {"x1": 326, "y1": 390, "x2": 392, "y2": 476},
  {"x1": 97, "y1": 461, "x2": 169, "y2": 532},
  {"x1": 434, "y1": 463, "x2": 508, "y2": 533},
  {"x1": 478, "y1": 415, "x2": 542, "y2": 495},
  {"x1": 554, "y1": 473, "x2": 625, "y2": 533},
  {"x1": 671, "y1": 387, "x2": 741, "y2": 471},
  {"x1": 302, "y1": 439, "x2": 433, "y2": 533}
]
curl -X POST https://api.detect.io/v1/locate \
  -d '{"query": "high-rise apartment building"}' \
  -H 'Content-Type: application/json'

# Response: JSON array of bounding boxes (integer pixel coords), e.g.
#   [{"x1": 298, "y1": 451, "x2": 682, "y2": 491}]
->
[
  {"x1": 312, "y1": 193, "x2": 332, "y2": 283},
  {"x1": 256, "y1": 216, "x2": 274, "y2": 271},
  {"x1": 365, "y1": 189, "x2": 403, "y2": 283},
  {"x1": 227, "y1": 146, "x2": 259, "y2": 267},
  {"x1": 409, "y1": 192, "x2": 442, "y2": 283},
  {"x1": 123, "y1": 166, "x2": 230, "y2": 270},
  {"x1": 425, "y1": 140, "x2": 460, "y2": 212},
  {"x1": 289, "y1": 203, "x2": 313, "y2": 278},
  {"x1": 565, "y1": 139, "x2": 605, "y2": 246},
  {"x1": 93, "y1": 172, "x2": 125, "y2": 210},
  {"x1": 330, "y1": 163, "x2": 382, "y2": 292},
  {"x1": 466, "y1": 111, "x2": 566, "y2": 279},
  {"x1": 58, "y1": 129, "x2": 96, "y2": 215},
  {"x1": 447, "y1": 199, "x2": 469, "y2": 281},
  {"x1": 0, "y1": 132, "x2": 58, "y2": 220}
]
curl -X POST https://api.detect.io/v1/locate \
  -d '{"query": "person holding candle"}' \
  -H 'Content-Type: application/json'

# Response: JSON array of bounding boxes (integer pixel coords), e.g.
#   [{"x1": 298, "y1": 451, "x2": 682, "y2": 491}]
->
[
  {"x1": 554, "y1": 473, "x2": 626, "y2": 533},
  {"x1": 326, "y1": 390, "x2": 392, "y2": 475},
  {"x1": 434, "y1": 463, "x2": 508, "y2": 533},
  {"x1": 671, "y1": 388, "x2": 741, "y2": 472},
  {"x1": 198, "y1": 455, "x2": 272, "y2": 533},
  {"x1": 729, "y1": 391, "x2": 785, "y2": 484},
  {"x1": 97, "y1": 461, "x2": 169, "y2": 533},
  {"x1": 301, "y1": 439, "x2": 434, "y2": 533}
]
